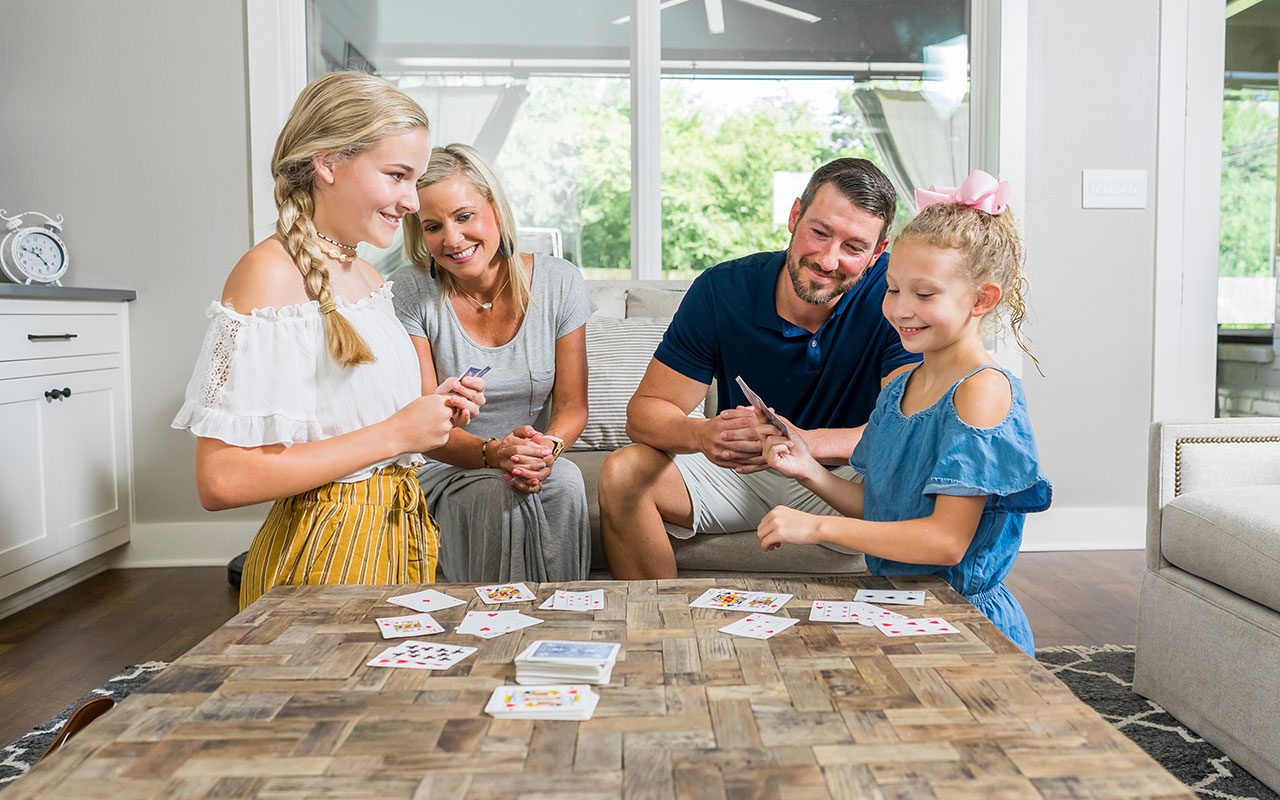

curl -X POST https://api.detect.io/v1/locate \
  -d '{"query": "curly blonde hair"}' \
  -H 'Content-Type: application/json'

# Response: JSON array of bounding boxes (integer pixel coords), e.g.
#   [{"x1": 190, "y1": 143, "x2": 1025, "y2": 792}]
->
[
  {"x1": 402, "y1": 144, "x2": 530, "y2": 313},
  {"x1": 272, "y1": 71, "x2": 430, "y2": 366},
  {"x1": 896, "y1": 203, "x2": 1040, "y2": 372}
]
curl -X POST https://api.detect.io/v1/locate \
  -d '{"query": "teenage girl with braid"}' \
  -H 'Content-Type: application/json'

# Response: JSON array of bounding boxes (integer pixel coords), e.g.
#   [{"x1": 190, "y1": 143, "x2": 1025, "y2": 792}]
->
[
  {"x1": 755, "y1": 171, "x2": 1051, "y2": 655},
  {"x1": 173, "y1": 71, "x2": 485, "y2": 609}
]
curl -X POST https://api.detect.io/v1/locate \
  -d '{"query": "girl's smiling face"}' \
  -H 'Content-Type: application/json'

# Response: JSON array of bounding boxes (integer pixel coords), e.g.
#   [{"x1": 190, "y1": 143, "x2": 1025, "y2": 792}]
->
[
  {"x1": 318, "y1": 128, "x2": 430, "y2": 249},
  {"x1": 883, "y1": 240, "x2": 999, "y2": 353}
]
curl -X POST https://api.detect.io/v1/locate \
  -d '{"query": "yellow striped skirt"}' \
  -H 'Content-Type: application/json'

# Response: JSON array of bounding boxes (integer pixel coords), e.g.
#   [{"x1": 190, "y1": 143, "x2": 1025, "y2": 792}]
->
[{"x1": 239, "y1": 465, "x2": 439, "y2": 610}]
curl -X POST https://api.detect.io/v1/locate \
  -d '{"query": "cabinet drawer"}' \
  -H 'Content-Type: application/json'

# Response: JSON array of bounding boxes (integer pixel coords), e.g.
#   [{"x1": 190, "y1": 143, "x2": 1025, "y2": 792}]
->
[{"x1": 0, "y1": 313, "x2": 124, "y2": 361}]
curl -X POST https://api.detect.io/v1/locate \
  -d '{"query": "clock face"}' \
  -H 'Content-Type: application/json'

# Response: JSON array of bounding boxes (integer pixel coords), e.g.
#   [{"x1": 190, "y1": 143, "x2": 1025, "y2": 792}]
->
[{"x1": 12, "y1": 229, "x2": 67, "y2": 281}]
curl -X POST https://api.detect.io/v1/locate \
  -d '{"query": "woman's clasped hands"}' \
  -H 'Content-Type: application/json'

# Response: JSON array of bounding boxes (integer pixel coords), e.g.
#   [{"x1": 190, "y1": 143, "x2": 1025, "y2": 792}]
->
[{"x1": 493, "y1": 425, "x2": 560, "y2": 494}]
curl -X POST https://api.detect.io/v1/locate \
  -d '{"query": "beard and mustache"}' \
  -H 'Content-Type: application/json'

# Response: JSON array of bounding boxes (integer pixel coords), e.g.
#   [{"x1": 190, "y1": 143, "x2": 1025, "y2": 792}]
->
[{"x1": 785, "y1": 251, "x2": 863, "y2": 305}]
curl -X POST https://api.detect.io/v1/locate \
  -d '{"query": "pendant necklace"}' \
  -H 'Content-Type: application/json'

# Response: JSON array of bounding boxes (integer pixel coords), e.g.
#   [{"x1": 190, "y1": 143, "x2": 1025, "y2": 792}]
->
[{"x1": 456, "y1": 274, "x2": 510, "y2": 311}]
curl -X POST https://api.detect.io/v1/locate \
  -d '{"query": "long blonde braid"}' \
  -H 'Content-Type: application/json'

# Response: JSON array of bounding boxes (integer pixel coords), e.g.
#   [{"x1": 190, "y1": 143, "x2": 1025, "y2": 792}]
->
[{"x1": 270, "y1": 71, "x2": 430, "y2": 367}]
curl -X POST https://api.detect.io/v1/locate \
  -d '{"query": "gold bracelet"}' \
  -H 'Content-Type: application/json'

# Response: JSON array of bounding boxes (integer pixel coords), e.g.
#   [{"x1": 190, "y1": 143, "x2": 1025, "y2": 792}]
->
[
  {"x1": 481, "y1": 437, "x2": 498, "y2": 469},
  {"x1": 545, "y1": 436, "x2": 566, "y2": 460}
]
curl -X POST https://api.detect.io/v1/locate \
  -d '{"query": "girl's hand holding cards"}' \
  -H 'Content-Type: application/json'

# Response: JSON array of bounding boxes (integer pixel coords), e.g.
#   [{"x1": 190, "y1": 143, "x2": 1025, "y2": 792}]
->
[
  {"x1": 758, "y1": 413, "x2": 822, "y2": 482},
  {"x1": 436, "y1": 372, "x2": 486, "y2": 426}
]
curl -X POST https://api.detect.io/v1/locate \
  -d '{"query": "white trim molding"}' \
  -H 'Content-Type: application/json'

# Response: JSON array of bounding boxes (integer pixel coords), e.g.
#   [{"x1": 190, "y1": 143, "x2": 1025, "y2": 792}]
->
[
  {"x1": 246, "y1": 0, "x2": 308, "y2": 242},
  {"x1": 1021, "y1": 507, "x2": 1146, "y2": 552},
  {"x1": 630, "y1": 0, "x2": 662, "y2": 280},
  {"x1": 1151, "y1": 0, "x2": 1224, "y2": 422}
]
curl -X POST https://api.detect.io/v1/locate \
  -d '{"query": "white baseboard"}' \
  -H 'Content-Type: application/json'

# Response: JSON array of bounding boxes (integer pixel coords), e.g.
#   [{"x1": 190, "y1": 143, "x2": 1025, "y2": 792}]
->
[
  {"x1": 109, "y1": 519, "x2": 262, "y2": 568},
  {"x1": 1021, "y1": 506, "x2": 1145, "y2": 551},
  {"x1": 0, "y1": 532, "x2": 129, "y2": 621}
]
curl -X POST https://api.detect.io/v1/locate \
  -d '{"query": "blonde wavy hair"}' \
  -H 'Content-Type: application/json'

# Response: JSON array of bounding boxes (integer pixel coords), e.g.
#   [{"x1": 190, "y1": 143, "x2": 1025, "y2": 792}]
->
[
  {"x1": 402, "y1": 144, "x2": 530, "y2": 312},
  {"x1": 896, "y1": 203, "x2": 1041, "y2": 373},
  {"x1": 272, "y1": 71, "x2": 430, "y2": 367}
]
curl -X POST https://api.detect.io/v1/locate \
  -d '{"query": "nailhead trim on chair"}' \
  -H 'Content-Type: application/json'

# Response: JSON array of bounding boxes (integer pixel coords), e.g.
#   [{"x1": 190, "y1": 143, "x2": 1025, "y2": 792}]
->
[{"x1": 1173, "y1": 436, "x2": 1280, "y2": 496}]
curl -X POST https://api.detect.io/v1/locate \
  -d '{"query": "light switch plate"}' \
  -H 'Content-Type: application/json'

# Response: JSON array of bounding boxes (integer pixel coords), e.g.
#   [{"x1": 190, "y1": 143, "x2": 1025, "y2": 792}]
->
[{"x1": 1082, "y1": 169, "x2": 1147, "y2": 209}]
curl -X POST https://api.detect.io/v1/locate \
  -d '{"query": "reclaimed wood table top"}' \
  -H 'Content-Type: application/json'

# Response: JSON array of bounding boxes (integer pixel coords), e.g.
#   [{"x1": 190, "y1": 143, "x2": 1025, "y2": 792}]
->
[{"x1": 12, "y1": 576, "x2": 1190, "y2": 799}]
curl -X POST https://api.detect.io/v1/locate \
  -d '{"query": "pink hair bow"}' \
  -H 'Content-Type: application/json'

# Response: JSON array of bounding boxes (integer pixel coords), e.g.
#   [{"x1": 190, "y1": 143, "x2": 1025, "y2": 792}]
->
[{"x1": 914, "y1": 169, "x2": 1012, "y2": 215}]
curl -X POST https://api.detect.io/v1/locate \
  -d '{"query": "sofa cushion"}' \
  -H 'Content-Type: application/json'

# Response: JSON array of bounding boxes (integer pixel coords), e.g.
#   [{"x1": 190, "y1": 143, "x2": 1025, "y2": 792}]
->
[
  {"x1": 1163, "y1": 485, "x2": 1280, "y2": 613},
  {"x1": 575, "y1": 316, "x2": 704, "y2": 452},
  {"x1": 588, "y1": 283, "x2": 627, "y2": 318},
  {"x1": 626, "y1": 285, "x2": 687, "y2": 318}
]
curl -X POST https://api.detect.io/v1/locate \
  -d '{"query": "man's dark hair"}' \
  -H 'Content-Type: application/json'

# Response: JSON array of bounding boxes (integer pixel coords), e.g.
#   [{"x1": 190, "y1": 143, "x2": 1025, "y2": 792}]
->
[{"x1": 797, "y1": 158, "x2": 897, "y2": 243}]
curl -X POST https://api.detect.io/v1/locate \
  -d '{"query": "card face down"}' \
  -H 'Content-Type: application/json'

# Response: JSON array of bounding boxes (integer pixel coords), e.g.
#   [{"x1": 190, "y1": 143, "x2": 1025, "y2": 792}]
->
[{"x1": 517, "y1": 640, "x2": 621, "y2": 664}]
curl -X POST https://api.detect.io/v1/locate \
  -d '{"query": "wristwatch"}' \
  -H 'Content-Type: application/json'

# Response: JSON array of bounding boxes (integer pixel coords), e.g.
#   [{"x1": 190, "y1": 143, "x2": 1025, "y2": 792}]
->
[{"x1": 545, "y1": 435, "x2": 566, "y2": 460}]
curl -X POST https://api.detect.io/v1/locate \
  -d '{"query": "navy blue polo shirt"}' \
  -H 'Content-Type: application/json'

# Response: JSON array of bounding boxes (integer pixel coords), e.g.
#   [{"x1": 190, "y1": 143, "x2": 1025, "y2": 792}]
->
[{"x1": 654, "y1": 250, "x2": 920, "y2": 430}]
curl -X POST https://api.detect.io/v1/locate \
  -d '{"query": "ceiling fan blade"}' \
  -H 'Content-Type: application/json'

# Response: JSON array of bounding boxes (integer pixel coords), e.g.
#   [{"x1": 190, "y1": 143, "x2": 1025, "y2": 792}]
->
[
  {"x1": 612, "y1": 0, "x2": 694, "y2": 25},
  {"x1": 704, "y1": 0, "x2": 726, "y2": 34},
  {"x1": 734, "y1": 0, "x2": 820, "y2": 24}
]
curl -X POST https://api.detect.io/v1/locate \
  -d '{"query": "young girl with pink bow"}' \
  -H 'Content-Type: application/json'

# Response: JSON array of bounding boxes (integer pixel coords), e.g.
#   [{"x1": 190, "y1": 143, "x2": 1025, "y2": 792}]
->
[{"x1": 756, "y1": 170, "x2": 1050, "y2": 655}]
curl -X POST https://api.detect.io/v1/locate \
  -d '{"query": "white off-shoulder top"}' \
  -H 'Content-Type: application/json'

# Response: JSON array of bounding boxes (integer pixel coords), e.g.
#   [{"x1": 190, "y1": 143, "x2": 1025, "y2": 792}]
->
[{"x1": 171, "y1": 282, "x2": 425, "y2": 482}]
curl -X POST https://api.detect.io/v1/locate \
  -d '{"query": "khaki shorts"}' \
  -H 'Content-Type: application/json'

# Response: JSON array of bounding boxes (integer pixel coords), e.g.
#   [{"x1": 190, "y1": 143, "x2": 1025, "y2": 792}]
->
[{"x1": 665, "y1": 453, "x2": 860, "y2": 553}]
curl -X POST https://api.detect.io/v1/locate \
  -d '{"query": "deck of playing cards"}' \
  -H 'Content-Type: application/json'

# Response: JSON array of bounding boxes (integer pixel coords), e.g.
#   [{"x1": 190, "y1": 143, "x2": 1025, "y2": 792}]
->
[
  {"x1": 456, "y1": 609, "x2": 544, "y2": 639},
  {"x1": 689, "y1": 588, "x2": 793, "y2": 614},
  {"x1": 514, "y1": 640, "x2": 621, "y2": 685},
  {"x1": 484, "y1": 684, "x2": 600, "y2": 720},
  {"x1": 366, "y1": 640, "x2": 476, "y2": 670},
  {"x1": 538, "y1": 589, "x2": 605, "y2": 611}
]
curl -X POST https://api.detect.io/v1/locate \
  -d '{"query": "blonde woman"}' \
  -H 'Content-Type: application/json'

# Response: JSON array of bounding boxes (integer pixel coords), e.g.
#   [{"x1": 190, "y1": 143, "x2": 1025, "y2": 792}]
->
[
  {"x1": 391, "y1": 144, "x2": 591, "y2": 583},
  {"x1": 173, "y1": 72, "x2": 485, "y2": 609}
]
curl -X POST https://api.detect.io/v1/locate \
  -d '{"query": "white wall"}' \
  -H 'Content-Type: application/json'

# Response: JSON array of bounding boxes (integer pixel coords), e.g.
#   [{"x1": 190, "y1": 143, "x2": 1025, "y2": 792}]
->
[
  {"x1": 0, "y1": 0, "x2": 1197, "y2": 566},
  {"x1": 0, "y1": 0, "x2": 267, "y2": 566},
  {"x1": 1017, "y1": 0, "x2": 1162, "y2": 549}
]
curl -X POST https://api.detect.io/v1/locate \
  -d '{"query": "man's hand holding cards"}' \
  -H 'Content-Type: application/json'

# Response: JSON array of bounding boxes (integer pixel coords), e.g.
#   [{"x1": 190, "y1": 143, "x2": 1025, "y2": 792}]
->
[{"x1": 735, "y1": 375, "x2": 790, "y2": 439}]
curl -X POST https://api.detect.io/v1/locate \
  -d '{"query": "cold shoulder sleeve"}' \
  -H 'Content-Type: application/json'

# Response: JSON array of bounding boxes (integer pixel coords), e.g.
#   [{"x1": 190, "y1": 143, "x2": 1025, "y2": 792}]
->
[
  {"x1": 171, "y1": 302, "x2": 323, "y2": 447},
  {"x1": 925, "y1": 402, "x2": 1052, "y2": 513}
]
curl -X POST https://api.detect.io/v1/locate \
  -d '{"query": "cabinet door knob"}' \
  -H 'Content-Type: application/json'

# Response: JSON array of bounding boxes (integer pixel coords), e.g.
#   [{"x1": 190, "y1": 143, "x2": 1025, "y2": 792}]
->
[
  {"x1": 62, "y1": 387, "x2": 71, "y2": 398},
  {"x1": 45, "y1": 389, "x2": 63, "y2": 401}
]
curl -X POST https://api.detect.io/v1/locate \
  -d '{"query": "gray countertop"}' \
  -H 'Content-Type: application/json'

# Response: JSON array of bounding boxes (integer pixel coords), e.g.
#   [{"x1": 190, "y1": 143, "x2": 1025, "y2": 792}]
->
[{"x1": 0, "y1": 284, "x2": 136, "y2": 302}]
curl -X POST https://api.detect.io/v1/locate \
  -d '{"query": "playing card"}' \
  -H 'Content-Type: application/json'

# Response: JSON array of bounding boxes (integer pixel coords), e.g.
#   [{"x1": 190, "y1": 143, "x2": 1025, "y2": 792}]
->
[
  {"x1": 718, "y1": 613, "x2": 799, "y2": 640},
  {"x1": 375, "y1": 612, "x2": 444, "y2": 639},
  {"x1": 689, "y1": 588, "x2": 793, "y2": 613},
  {"x1": 366, "y1": 640, "x2": 477, "y2": 670},
  {"x1": 476, "y1": 583, "x2": 536, "y2": 604},
  {"x1": 387, "y1": 588, "x2": 465, "y2": 613},
  {"x1": 874, "y1": 617, "x2": 961, "y2": 638},
  {"x1": 542, "y1": 589, "x2": 605, "y2": 611},
  {"x1": 518, "y1": 640, "x2": 621, "y2": 663},
  {"x1": 461, "y1": 365, "x2": 492, "y2": 380},
  {"x1": 854, "y1": 589, "x2": 927, "y2": 606},
  {"x1": 808, "y1": 601, "x2": 907, "y2": 627},
  {"x1": 456, "y1": 610, "x2": 544, "y2": 639},
  {"x1": 734, "y1": 375, "x2": 791, "y2": 438},
  {"x1": 483, "y1": 684, "x2": 599, "y2": 719}
]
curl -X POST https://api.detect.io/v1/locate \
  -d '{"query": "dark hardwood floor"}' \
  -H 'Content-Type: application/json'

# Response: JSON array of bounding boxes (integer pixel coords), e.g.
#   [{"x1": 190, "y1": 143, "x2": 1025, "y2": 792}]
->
[{"x1": 0, "y1": 550, "x2": 1146, "y2": 746}]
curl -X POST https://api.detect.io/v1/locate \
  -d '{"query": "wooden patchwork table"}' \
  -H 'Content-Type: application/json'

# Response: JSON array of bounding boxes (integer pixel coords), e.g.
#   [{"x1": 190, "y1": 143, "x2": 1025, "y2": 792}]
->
[{"x1": 11, "y1": 576, "x2": 1191, "y2": 799}]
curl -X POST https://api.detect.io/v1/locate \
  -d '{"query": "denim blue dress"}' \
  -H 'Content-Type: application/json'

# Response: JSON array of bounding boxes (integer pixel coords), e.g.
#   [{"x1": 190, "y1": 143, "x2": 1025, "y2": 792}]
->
[{"x1": 848, "y1": 365, "x2": 1051, "y2": 655}]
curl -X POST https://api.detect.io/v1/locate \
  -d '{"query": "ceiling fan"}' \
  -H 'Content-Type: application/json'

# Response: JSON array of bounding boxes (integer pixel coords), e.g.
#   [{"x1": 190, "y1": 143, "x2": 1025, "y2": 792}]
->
[{"x1": 612, "y1": 0, "x2": 821, "y2": 35}]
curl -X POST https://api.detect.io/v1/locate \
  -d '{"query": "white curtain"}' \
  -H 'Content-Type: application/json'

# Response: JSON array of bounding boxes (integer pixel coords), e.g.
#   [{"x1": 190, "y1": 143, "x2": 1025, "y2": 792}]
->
[{"x1": 853, "y1": 88, "x2": 969, "y2": 214}]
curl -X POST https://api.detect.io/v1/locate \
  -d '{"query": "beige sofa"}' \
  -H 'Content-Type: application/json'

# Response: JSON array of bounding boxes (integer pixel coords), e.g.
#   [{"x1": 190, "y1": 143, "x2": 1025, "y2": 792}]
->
[
  {"x1": 564, "y1": 279, "x2": 866, "y2": 576},
  {"x1": 1134, "y1": 418, "x2": 1280, "y2": 792}
]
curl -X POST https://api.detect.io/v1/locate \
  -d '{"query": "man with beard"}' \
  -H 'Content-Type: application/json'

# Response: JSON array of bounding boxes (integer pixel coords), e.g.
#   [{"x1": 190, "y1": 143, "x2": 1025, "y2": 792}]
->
[{"x1": 600, "y1": 158, "x2": 921, "y2": 579}]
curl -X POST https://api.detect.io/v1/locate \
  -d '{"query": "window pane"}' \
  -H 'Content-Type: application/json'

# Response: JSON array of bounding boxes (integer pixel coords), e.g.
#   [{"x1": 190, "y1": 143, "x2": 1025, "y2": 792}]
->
[
  {"x1": 1215, "y1": 0, "x2": 1279, "y2": 418},
  {"x1": 305, "y1": 1, "x2": 632, "y2": 277},
  {"x1": 659, "y1": 0, "x2": 970, "y2": 277}
]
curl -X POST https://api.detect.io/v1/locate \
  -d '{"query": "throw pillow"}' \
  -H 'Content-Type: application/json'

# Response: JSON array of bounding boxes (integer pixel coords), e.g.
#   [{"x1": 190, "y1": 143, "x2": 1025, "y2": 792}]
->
[{"x1": 573, "y1": 316, "x2": 704, "y2": 451}]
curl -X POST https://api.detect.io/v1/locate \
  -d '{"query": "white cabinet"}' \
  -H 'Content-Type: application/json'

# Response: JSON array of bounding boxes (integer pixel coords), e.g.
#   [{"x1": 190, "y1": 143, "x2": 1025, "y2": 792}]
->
[{"x1": 0, "y1": 295, "x2": 132, "y2": 584}]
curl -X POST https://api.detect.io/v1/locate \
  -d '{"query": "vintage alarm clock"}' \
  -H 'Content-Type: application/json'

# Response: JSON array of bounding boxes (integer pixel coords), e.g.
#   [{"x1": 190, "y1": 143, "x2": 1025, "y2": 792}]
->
[{"x1": 1, "y1": 209, "x2": 69, "y2": 286}]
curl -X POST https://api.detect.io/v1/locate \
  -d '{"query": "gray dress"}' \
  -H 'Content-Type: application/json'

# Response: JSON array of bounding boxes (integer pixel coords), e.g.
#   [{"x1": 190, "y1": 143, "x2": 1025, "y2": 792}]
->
[{"x1": 390, "y1": 254, "x2": 593, "y2": 582}]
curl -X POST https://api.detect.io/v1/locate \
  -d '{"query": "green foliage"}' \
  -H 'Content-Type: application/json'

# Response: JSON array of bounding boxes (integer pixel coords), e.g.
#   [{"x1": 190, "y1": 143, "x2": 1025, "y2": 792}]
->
[
  {"x1": 499, "y1": 78, "x2": 887, "y2": 274},
  {"x1": 1219, "y1": 96, "x2": 1278, "y2": 278}
]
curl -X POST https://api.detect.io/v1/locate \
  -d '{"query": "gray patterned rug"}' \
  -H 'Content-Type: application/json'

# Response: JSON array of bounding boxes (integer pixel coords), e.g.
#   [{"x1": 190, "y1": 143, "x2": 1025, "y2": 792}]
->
[
  {"x1": 1, "y1": 648, "x2": 1276, "y2": 798},
  {"x1": 1037, "y1": 645, "x2": 1277, "y2": 800}
]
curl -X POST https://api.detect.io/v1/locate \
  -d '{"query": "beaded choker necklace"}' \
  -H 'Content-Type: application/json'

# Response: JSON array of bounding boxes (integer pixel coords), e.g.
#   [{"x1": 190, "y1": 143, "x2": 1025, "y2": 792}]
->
[{"x1": 315, "y1": 231, "x2": 356, "y2": 263}]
